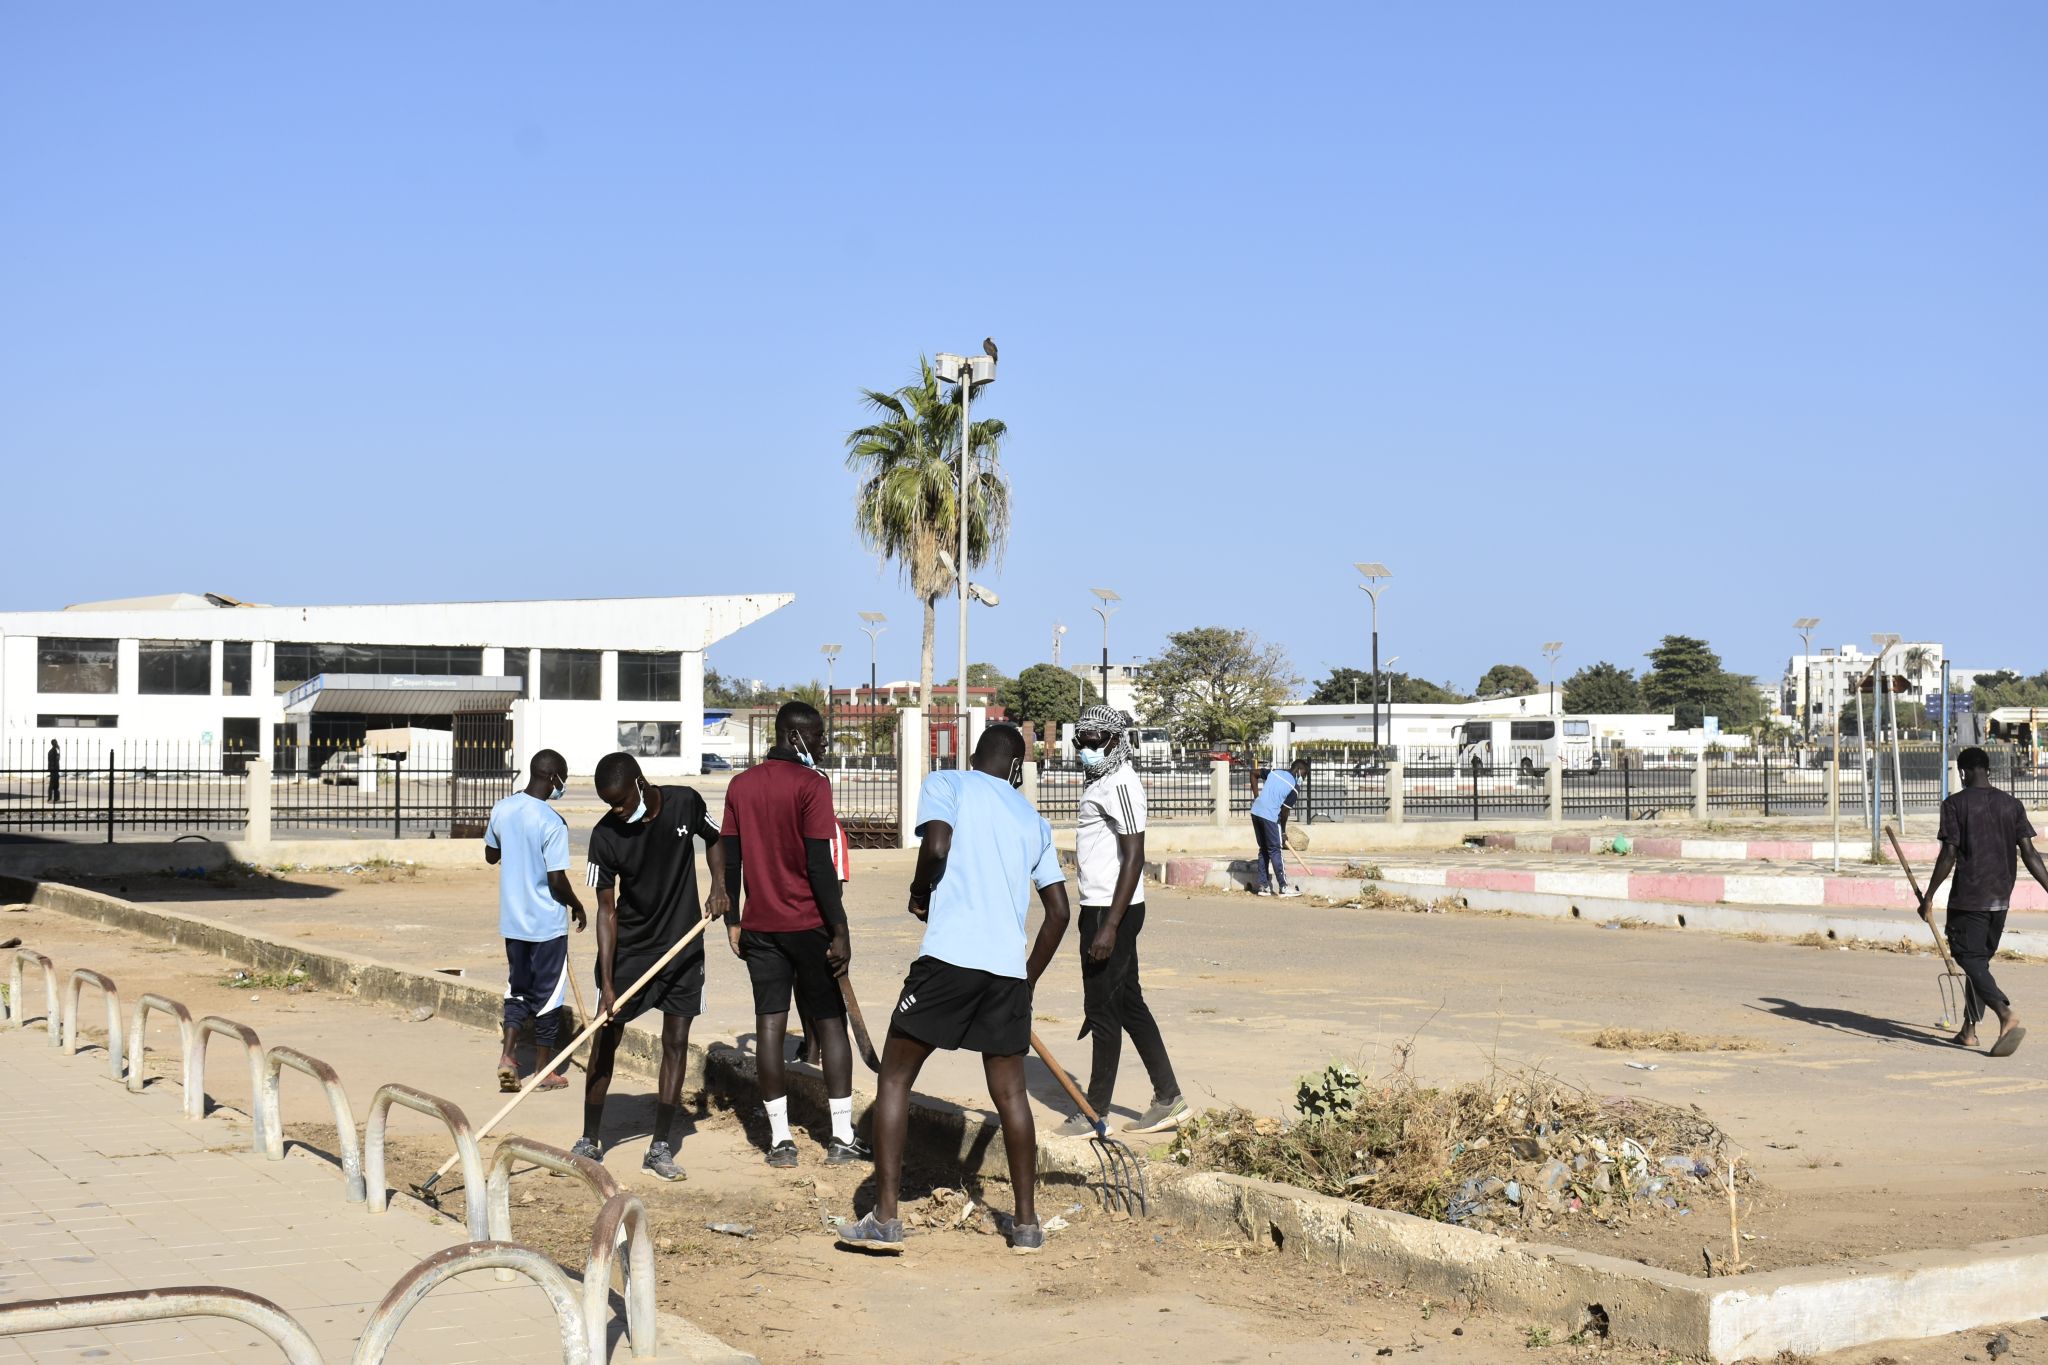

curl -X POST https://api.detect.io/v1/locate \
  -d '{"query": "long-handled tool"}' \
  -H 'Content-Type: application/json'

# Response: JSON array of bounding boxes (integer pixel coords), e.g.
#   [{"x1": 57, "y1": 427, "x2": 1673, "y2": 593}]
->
[
  {"x1": 413, "y1": 911, "x2": 717, "y2": 1205},
  {"x1": 1029, "y1": 1030, "x2": 1149, "y2": 1216},
  {"x1": 839, "y1": 976, "x2": 881, "y2": 1074},
  {"x1": 1886, "y1": 826, "x2": 1967, "y2": 1030}
]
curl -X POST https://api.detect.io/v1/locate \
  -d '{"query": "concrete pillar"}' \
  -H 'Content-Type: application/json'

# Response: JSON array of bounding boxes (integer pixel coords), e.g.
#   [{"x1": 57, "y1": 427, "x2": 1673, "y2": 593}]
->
[
  {"x1": 1546, "y1": 762, "x2": 1563, "y2": 825},
  {"x1": 896, "y1": 707, "x2": 926, "y2": 850},
  {"x1": 245, "y1": 758, "x2": 271, "y2": 844},
  {"x1": 1387, "y1": 761, "x2": 1405, "y2": 825},
  {"x1": 1211, "y1": 759, "x2": 1232, "y2": 828},
  {"x1": 967, "y1": 706, "x2": 987, "y2": 758},
  {"x1": 1021, "y1": 757, "x2": 1041, "y2": 809},
  {"x1": 1269, "y1": 720, "x2": 1291, "y2": 767},
  {"x1": 1694, "y1": 751, "x2": 1710, "y2": 821},
  {"x1": 1826, "y1": 762, "x2": 1839, "y2": 819}
]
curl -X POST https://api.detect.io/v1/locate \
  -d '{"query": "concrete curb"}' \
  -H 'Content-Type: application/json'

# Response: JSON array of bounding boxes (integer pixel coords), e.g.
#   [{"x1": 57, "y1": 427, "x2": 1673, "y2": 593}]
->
[{"x1": 1156, "y1": 857, "x2": 2048, "y2": 949}]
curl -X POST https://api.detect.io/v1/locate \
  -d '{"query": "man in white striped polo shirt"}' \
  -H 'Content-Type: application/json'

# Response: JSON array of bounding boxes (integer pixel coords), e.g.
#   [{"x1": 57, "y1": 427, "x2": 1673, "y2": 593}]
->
[{"x1": 1060, "y1": 706, "x2": 1186, "y2": 1136}]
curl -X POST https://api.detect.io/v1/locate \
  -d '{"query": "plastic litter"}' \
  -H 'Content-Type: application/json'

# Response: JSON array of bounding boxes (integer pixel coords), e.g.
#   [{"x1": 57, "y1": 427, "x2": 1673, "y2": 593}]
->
[{"x1": 706, "y1": 1222, "x2": 757, "y2": 1238}]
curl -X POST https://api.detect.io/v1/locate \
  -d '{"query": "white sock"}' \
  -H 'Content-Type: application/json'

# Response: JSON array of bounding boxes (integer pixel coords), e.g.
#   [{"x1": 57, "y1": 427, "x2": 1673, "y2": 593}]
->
[
  {"x1": 829, "y1": 1095, "x2": 855, "y2": 1145},
  {"x1": 765, "y1": 1095, "x2": 791, "y2": 1146}
]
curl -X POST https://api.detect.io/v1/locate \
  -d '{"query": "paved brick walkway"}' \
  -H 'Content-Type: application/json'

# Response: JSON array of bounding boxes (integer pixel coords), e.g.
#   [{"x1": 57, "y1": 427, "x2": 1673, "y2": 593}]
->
[{"x1": 0, "y1": 1035, "x2": 721, "y2": 1364}]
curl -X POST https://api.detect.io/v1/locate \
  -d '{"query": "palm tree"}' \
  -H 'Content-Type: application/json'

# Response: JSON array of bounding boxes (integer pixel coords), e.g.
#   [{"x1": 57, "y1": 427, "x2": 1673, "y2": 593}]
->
[{"x1": 845, "y1": 357, "x2": 1011, "y2": 709}]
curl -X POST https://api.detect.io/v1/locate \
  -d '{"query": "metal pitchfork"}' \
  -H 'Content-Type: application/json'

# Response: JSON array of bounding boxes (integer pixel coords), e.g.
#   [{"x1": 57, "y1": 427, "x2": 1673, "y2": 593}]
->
[
  {"x1": 1029, "y1": 1031, "x2": 1150, "y2": 1216},
  {"x1": 1886, "y1": 826, "x2": 1968, "y2": 1031}
]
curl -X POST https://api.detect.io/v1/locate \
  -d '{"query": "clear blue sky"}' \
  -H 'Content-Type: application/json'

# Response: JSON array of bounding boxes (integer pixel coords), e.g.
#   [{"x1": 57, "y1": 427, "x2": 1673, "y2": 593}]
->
[{"x1": 4, "y1": 4, "x2": 2042, "y2": 695}]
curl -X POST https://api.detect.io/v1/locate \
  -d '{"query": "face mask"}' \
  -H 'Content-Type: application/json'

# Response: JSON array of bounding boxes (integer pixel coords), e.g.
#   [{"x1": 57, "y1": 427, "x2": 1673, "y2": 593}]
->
[
  {"x1": 624, "y1": 780, "x2": 648, "y2": 825},
  {"x1": 793, "y1": 733, "x2": 816, "y2": 768},
  {"x1": 547, "y1": 780, "x2": 565, "y2": 802},
  {"x1": 1009, "y1": 759, "x2": 1025, "y2": 788},
  {"x1": 1077, "y1": 747, "x2": 1108, "y2": 772}
]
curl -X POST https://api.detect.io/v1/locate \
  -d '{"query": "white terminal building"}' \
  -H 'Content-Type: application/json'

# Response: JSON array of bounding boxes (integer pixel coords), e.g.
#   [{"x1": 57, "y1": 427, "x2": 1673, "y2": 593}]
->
[{"x1": 0, "y1": 591, "x2": 790, "y2": 777}]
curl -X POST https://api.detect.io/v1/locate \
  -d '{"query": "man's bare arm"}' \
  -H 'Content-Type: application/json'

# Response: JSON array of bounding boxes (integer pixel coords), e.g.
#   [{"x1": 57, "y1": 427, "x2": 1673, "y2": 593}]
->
[
  {"x1": 594, "y1": 887, "x2": 619, "y2": 1012},
  {"x1": 2021, "y1": 836, "x2": 2048, "y2": 895},
  {"x1": 1026, "y1": 882, "x2": 1073, "y2": 988},
  {"x1": 1918, "y1": 845, "x2": 1957, "y2": 919},
  {"x1": 908, "y1": 822, "x2": 952, "y2": 921},
  {"x1": 547, "y1": 870, "x2": 586, "y2": 931},
  {"x1": 1088, "y1": 831, "x2": 1146, "y2": 963}
]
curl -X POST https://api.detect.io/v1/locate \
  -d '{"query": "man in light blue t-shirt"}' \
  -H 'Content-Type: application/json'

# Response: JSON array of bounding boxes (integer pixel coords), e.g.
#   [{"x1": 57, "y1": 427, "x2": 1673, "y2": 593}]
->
[
  {"x1": 484, "y1": 749, "x2": 586, "y2": 1092},
  {"x1": 1248, "y1": 759, "x2": 1308, "y2": 897},
  {"x1": 838, "y1": 727, "x2": 1071, "y2": 1258}
]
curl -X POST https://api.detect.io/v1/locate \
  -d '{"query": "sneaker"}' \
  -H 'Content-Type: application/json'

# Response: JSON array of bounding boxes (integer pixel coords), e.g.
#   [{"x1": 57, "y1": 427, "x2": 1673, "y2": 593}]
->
[
  {"x1": 1276, "y1": 886, "x2": 1304, "y2": 899},
  {"x1": 1009, "y1": 1221, "x2": 1046, "y2": 1254},
  {"x1": 825, "y1": 1136, "x2": 871, "y2": 1165},
  {"x1": 569, "y1": 1136, "x2": 603, "y2": 1162},
  {"x1": 765, "y1": 1139, "x2": 800, "y2": 1168},
  {"x1": 1253, "y1": 886, "x2": 1274, "y2": 897},
  {"x1": 641, "y1": 1140, "x2": 685, "y2": 1182},
  {"x1": 1052, "y1": 1113, "x2": 1099, "y2": 1139},
  {"x1": 835, "y1": 1211, "x2": 906, "y2": 1254},
  {"x1": 1122, "y1": 1094, "x2": 1189, "y2": 1135}
]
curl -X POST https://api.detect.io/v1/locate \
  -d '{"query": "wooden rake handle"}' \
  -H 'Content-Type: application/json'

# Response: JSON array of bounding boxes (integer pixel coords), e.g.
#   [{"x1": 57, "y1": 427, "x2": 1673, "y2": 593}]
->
[
  {"x1": 1885, "y1": 826, "x2": 1963, "y2": 976},
  {"x1": 839, "y1": 976, "x2": 881, "y2": 1074},
  {"x1": 1029, "y1": 1030, "x2": 1109, "y2": 1139}
]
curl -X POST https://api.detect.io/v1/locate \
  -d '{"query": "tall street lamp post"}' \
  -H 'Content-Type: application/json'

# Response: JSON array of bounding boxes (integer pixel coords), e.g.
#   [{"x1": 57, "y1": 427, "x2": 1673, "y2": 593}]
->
[
  {"x1": 858, "y1": 612, "x2": 886, "y2": 754},
  {"x1": 1542, "y1": 642, "x2": 1564, "y2": 716},
  {"x1": 820, "y1": 644, "x2": 842, "y2": 756},
  {"x1": 934, "y1": 345, "x2": 997, "y2": 769},
  {"x1": 1090, "y1": 588, "x2": 1119, "y2": 711},
  {"x1": 1793, "y1": 617, "x2": 1821, "y2": 741},
  {"x1": 1354, "y1": 563, "x2": 1392, "y2": 749}
]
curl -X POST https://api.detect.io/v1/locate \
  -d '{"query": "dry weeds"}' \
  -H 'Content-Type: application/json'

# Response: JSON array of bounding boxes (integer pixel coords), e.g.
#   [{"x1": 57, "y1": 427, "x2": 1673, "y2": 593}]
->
[{"x1": 1588, "y1": 1028, "x2": 1766, "y2": 1053}]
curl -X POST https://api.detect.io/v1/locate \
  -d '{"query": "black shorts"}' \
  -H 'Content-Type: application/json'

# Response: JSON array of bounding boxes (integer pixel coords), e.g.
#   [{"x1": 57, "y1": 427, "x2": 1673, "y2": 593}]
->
[
  {"x1": 740, "y1": 927, "x2": 846, "y2": 1022},
  {"x1": 599, "y1": 946, "x2": 705, "y2": 1024},
  {"x1": 888, "y1": 956, "x2": 1031, "y2": 1057}
]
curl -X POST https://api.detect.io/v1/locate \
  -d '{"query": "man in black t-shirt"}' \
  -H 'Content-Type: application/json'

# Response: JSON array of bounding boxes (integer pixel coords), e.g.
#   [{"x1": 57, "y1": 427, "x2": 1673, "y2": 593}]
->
[
  {"x1": 572, "y1": 752, "x2": 728, "y2": 1179},
  {"x1": 1918, "y1": 747, "x2": 2048, "y2": 1056}
]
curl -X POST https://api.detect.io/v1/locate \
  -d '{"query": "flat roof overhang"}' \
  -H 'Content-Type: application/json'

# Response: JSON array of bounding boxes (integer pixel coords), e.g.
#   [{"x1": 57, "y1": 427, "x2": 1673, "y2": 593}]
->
[{"x1": 282, "y1": 673, "x2": 524, "y2": 716}]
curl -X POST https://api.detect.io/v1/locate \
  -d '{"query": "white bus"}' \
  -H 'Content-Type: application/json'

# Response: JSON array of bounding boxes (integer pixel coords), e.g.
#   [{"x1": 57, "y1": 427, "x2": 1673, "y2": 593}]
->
[{"x1": 1452, "y1": 716, "x2": 1601, "y2": 774}]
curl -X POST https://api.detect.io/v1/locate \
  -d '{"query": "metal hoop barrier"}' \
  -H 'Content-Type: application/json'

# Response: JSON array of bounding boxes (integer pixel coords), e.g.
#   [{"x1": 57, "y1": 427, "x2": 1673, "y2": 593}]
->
[
  {"x1": 584, "y1": 1191, "x2": 658, "y2": 1361},
  {"x1": 485, "y1": 1136, "x2": 618, "y2": 1282},
  {"x1": 126, "y1": 994, "x2": 201, "y2": 1117},
  {"x1": 262, "y1": 1046, "x2": 367, "y2": 1204},
  {"x1": 363, "y1": 1084, "x2": 488, "y2": 1241},
  {"x1": 0, "y1": 1286, "x2": 323, "y2": 1364},
  {"x1": 351, "y1": 1241, "x2": 588, "y2": 1365},
  {"x1": 192, "y1": 1016, "x2": 269, "y2": 1152},
  {"x1": 62, "y1": 969, "x2": 124, "y2": 1081},
  {"x1": 7, "y1": 948, "x2": 60, "y2": 1043}
]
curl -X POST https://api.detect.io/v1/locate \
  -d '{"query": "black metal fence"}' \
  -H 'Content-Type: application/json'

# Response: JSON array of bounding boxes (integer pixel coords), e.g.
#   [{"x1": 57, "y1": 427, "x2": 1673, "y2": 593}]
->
[
  {"x1": 820, "y1": 758, "x2": 902, "y2": 849},
  {"x1": 1036, "y1": 761, "x2": 1215, "y2": 823},
  {"x1": 270, "y1": 738, "x2": 514, "y2": 838},
  {"x1": 0, "y1": 741, "x2": 248, "y2": 839}
]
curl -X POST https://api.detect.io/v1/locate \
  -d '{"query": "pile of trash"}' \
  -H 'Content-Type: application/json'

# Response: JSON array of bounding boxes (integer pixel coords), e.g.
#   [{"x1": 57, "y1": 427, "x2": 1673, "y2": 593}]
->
[{"x1": 1173, "y1": 1063, "x2": 1748, "y2": 1234}]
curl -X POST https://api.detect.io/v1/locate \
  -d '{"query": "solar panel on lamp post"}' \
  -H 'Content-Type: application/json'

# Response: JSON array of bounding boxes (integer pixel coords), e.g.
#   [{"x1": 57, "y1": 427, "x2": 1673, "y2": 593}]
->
[{"x1": 1355, "y1": 563, "x2": 1392, "y2": 750}]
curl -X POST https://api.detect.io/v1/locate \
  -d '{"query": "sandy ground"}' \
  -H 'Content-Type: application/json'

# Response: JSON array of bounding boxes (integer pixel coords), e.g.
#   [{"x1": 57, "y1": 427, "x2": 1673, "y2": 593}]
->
[{"x1": 11, "y1": 901, "x2": 2048, "y2": 1365}]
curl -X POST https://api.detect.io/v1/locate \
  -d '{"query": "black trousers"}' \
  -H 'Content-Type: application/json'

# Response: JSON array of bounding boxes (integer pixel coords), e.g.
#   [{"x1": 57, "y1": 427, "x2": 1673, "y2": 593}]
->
[
  {"x1": 1947, "y1": 908, "x2": 2011, "y2": 1030},
  {"x1": 1078, "y1": 903, "x2": 1179, "y2": 1113}
]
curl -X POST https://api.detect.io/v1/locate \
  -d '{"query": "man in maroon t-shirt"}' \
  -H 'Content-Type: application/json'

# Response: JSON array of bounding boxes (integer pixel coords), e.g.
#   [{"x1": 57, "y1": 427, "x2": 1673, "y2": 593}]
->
[{"x1": 721, "y1": 701, "x2": 865, "y2": 1165}]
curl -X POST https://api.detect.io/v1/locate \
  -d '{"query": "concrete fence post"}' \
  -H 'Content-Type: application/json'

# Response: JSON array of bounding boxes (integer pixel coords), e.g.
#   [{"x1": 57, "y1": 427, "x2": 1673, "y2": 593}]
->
[
  {"x1": 1694, "y1": 751, "x2": 1710, "y2": 821},
  {"x1": 1387, "y1": 762, "x2": 1405, "y2": 825},
  {"x1": 1546, "y1": 763, "x2": 1563, "y2": 825},
  {"x1": 1021, "y1": 757, "x2": 1041, "y2": 808},
  {"x1": 896, "y1": 708, "x2": 926, "y2": 850},
  {"x1": 244, "y1": 758, "x2": 272, "y2": 846},
  {"x1": 1210, "y1": 760, "x2": 1232, "y2": 828}
]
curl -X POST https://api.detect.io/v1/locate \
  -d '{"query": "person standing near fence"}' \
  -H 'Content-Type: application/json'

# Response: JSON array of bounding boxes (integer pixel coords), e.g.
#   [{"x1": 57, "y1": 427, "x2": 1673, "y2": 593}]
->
[
  {"x1": 46, "y1": 739, "x2": 60, "y2": 804},
  {"x1": 574, "y1": 752, "x2": 728, "y2": 1180},
  {"x1": 719, "y1": 701, "x2": 866, "y2": 1167},
  {"x1": 1917, "y1": 746, "x2": 2048, "y2": 1056},
  {"x1": 1060, "y1": 705, "x2": 1186, "y2": 1136},
  {"x1": 483, "y1": 749, "x2": 585, "y2": 1092},
  {"x1": 1249, "y1": 759, "x2": 1308, "y2": 897}
]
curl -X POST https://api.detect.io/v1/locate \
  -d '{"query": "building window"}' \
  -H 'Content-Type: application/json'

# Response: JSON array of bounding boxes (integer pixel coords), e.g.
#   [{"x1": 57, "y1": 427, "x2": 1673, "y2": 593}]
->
[
  {"x1": 273, "y1": 643, "x2": 486, "y2": 692},
  {"x1": 36, "y1": 714, "x2": 117, "y2": 728},
  {"x1": 503, "y1": 648, "x2": 533, "y2": 697},
  {"x1": 221, "y1": 641, "x2": 253, "y2": 697},
  {"x1": 37, "y1": 638, "x2": 118, "y2": 694},
  {"x1": 618, "y1": 721, "x2": 682, "y2": 757},
  {"x1": 618, "y1": 651, "x2": 680, "y2": 702},
  {"x1": 541, "y1": 649, "x2": 601, "y2": 700},
  {"x1": 139, "y1": 640, "x2": 213, "y2": 696}
]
